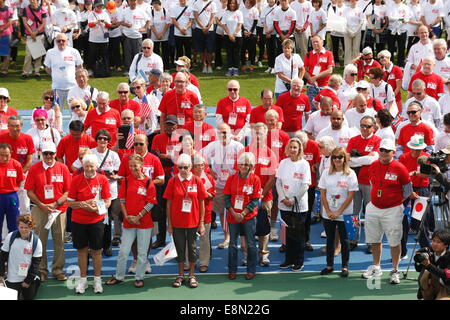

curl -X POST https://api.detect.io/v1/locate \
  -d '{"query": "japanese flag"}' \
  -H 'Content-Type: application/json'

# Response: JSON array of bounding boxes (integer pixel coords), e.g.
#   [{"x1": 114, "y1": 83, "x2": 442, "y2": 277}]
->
[
  {"x1": 153, "y1": 240, "x2": 178, "y2": 266},
  {"x1": 412, "y1": 197, "x2": 428, "y2": 221},
  {"x1": 280, "y1": 218, "x2": 288, "y2": 245}
]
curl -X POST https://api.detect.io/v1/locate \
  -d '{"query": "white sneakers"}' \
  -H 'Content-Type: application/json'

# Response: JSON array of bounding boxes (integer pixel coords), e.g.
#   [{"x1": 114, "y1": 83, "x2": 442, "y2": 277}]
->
[
  {"x1": 75, "y1": 277, "x2": 103, "y2": 294},
  {"x1": 389, "y1": 270, "x2": 401, "y2": 284},
  {"x1": 361, "y1": 265, "x2": 383, "y2": 279},
  {"x1": 93, "y1": 277, "x2": 103, "y2": 294},
  {"x1": 128, "y1": 259, "x2": 137, "y2": 274}
]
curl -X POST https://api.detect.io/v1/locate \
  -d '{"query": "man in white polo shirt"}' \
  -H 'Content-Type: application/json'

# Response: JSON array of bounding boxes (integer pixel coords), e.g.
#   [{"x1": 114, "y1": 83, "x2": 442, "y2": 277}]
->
[
  {"x1": 316, "y1": 110, "x2": 358, "y2": 148},
  {"x1": 304, "y1": 96, "x2": 335, "y2": 140}
]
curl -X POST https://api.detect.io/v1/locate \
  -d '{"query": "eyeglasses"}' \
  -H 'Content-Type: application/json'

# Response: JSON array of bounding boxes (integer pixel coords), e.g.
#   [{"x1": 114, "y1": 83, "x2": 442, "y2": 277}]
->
[
  {"x1": 360, "y1": 124, "x2": 373, "y2": 129},
  {"x1": 0, "y1": 96, "x2": 7, "y2": 100},
  {"x1": 350, "y1": 73, "x2": 358, "y2": 76},
  {"x1": 134, "y1": 142, "x2": 145, "y2": 146},
  {"x1": 118, "y1": 91, "x2": 129, "y2": 94},
  {"x1": 142, "y1": 47, "x2": 152, "y2": 49},
  {"x1": 379, "y1": 148, "x2": 392, "y2": 153},
  {"x1": 178, "y1": 166, "x2": 189, "y2": 170},
  {"x1": 97, "y1": 136, "x2": 109, "y2": 141},
  {"x1": 356, "y1": 88, "x2": 367, "y2": 91},
  {"x1": 407, "y1": 110, "x2": 419, "y2": 115},
  {"x1": 227, "y1": 88, "x2": 239, "y2": 92},
  {"x1": 42, "y1": 151, "x2": 55, "y2": 156},
  {"x1": 71, "y1": 105, "x2": 81, "y2": 110},
  {"x1": 331, "y1": 155, "x2": 344, "y2": 160}
]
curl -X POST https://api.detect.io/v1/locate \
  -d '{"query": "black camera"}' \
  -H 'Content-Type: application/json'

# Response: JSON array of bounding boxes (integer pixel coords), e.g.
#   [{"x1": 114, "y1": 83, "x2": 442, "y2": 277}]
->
[
  {"x1": 419, "y1": 151, "x2": 448, "y2": 175},
  {"x1": 414, "y1": 248, "x2": 431, "y2": 264},
  {"x1": 350, "y1": 149, "x2": 361, "y2": 157}
]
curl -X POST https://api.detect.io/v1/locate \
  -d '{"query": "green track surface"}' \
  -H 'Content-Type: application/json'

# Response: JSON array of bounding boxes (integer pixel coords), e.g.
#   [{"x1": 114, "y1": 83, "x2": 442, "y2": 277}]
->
[{"x1": 35, "y1": 272, "x2": 420, "y2": 300}]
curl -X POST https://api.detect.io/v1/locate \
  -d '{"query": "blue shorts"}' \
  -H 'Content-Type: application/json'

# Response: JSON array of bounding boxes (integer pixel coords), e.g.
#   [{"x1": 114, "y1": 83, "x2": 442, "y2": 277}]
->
[{"x1": 194, "y1": 28, "x2": 215, "y2": 53}]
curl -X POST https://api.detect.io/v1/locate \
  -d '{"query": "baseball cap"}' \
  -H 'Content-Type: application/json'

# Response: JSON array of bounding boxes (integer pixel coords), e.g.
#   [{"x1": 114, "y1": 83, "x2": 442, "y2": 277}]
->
[
  {"x1": 165, "y1": 115, "x2": 178, "y2": 125},
  {"x1": 380, "y1": 139, "x2": 396, "y2": 151},
  {"x1": 0, "y1": 88, "x2": 10, "y2": 99},
  {"x1": 93, "y1": 0, "x2": 104, "y2": 7},
  {"x1": 175, "y1": 60, "x2": 186, "y2": 66},
  {"x1": 356, "y1": 81, "x2": 370, "y2": 90},
  {"x1": 42, "y1": 142, "x2": 57, "y2": 153},
  {"x1": 362, "y1": 47, "x2": 373, "y2": 55}
]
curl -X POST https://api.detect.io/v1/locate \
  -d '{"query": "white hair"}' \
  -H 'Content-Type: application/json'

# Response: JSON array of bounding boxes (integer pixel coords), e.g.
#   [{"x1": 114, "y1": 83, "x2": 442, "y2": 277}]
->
[
  {"x1": 433, "y1": 38, "x2": 447, "y2": 49},
  {"x1": 82, "y1": 154, "x2": 99, "y2": 167},
  {"x1": 237, "y1": 152, "x2": 256, "y2": 167},
  {"x1": 318, "y1": 136, "x2": 336, "y2": 153},
  {"x1": 116, "y1": 82, "x2": 130, "y2": 91},
  {"x1": 294, "y1": 131, "x2": 308, "y2": 145},
  {"x1": 177, "y1": 153, "x2": 192, "y2": 166},
  {"x1": 377, "y1": 50, "x2": 392, "y2": 59},
  {"x1": 97, "y1": 91, "x2": 110, "y2": 101},
  {"x1": 343, "y1": 64, "x2": 358, "y2": 76},
  {"x1": 142, "y1": 38, "x2": 154, "y2": 48}
]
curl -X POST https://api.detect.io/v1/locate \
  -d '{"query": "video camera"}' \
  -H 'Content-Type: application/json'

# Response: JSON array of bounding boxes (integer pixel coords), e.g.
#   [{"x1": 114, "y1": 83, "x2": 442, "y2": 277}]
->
[{"x1": 418, "y1": 151, "x2": 449, "y2": 175}]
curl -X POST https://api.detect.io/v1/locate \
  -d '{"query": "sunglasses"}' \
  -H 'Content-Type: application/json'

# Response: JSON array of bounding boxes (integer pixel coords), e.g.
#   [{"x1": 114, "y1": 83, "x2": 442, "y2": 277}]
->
[
  {"x1": 35, "y1": 118, "x2": 46, "y2": 122},
  {"x1": 134, "y1": 142, "x2": 145, "y2": 146},
  {"x1": 350, "y1": 73, "x2": 358, "y2": 76},
  {"x1": 142, "y1": 47, "x2": 152, "y2": 49},
  {"x1": 118, "y1": 91, "x2": 129, "y2": 94},
  {"x1": 43, "y1": 96, "x2": 54, "y2": 101},
  {"x1": 360, "y1": 124, "x2": 373, "y2": 129},
  {"x1": 42, "y1": 151, "x2": 55, "y2": 156},
  {"x1": 331, "y1": 155, "x2": 344, "y2": 160},
  {"x1": 178, "y1": 166, "x2": 189, "y2": 170},
  {"x1": 71, "y1": 105, "x2": 81, "y2": 110},
  {"x1": 362, "y1": 57, "x2": 372, "y2": 61},
  {"x1": 407, "y1": 110, "x2": 419, "y2": 115},
  {"x1": 379, "y1": 148, "x2": 392, "y2": 153},
  {"x1": 97, "y1": 136, "x2": 109, "y2": 141},
  {"x1": 228, "y1": 88, "x2": 238, "y2": 92},
  {"x1": 133, "y1": 86, "x2": 142, "y2": 90},
  {"x1": 0, "y1": 96, "x2": 7, "y2": 100},
  {"x1": 356, "y1": 88, "x2": 367, "y2": 91},
  {"x1": 122, "y1": 117, "x2": 132, "y2": 120}
]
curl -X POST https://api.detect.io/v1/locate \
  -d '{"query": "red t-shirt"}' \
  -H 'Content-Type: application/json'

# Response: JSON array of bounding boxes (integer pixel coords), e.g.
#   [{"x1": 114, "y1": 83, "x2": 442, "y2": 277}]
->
[
  {"x1": 0, "y1": 132, "x2": 35, "y2": 165},
  {"x1": 0, "y1": 158, "x2": 24, "y2": 193},
  {"x1": 398, "y1": 152, "x2": 430, "y2": 187},
  {"x1": 56, "y1": 134, "x2": 97, "y2": 173},
  {"x1": 250, "y1": 104, "x2": 285, "y2": 124},
  {"x1": 346, "y1": 134, "x2": 382, "y2": 185},
  {"x1": 397, "y1": 122, "x2": 435, "y2": 154},
  {"x1": 24, "y1": 161, "x2": 71, "y2": 212},
  {"x1": 383, "y1": 65, "x2": 403, "y2": 112},
  {"x1": 313, "y1": 87, "x2": 341, "y2": 109},
  {"x1": 109, "y1": 99, "x2": 141, "y2": 116},
  {"x1": 158, "y1": 89, "x2": 200, "y2": 130},
  {"x1": 163, "y1": 174, "x2": 207, "y2": 228},
  {"x1": 266, "y1": 129, "x2": 290, "y2": 162},
  {"x1": 150, "y1": 132, "x2": 181, "y2": 175},
  {"x1": 170, "y1": 73, "x2": 200, "y2": 88},
  {"x1": 198, "y1": 172, "x2": 216, "y2": 224},
  {"x1": 303, "y1": 139, "x2": 321, "y2": 187},
  {"x1": 408, "y1": 72, "x2": 444, "y2": 101},
  {"x1": 304, "y1": 49, "x2": 335, "y2": 87},
  {"x1": 184, "y1": 121, "x2": 216, "y2": 150},
  {"x1": 276, "y1": 92, "x2": 311, "y2": 132},
  {"x1": 366, "y1": 96, "x2": 384, "y2": 112},
  {"x1": 84, "y1": 108, "x2": 122, "y2": 149},
  {"x1": 356, "y1": 59, "x2": 381, "y2": 81},
  {"x1": 118, "y1": 175, "x2": 157, "y2": 229},
  {"x1": 68, "y1": 173, "x2": 111, "y2": 224},
  {"x1": 117, "y1": 151, "x2": 164, "y2": 180},
  {"x1": 216, "y1": 96, "x2": 252, "y2": 131},
  {"x1": 223, "y1": 172, "x2": 262, "y2": 223},
  {"x1": 0, "y1": 106, "x2": 18, "y2": 130},
  {"x1": 368, "y1": 160, "x2": 411, "y2": 209}
]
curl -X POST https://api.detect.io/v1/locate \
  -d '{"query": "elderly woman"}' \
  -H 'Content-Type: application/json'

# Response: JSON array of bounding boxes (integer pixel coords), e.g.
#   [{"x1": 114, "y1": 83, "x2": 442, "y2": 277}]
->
[
  {"x1": 318, "y1": 147, "x2": 358, "y2": 277},
  {"x1": 69, "y1": 98, "x2": 88, "y2": 124},
  {"x1": 129, "y1": 38, "x2": 164, "y2": 83},
  {"x1": 274, "y1": 39, "x2": 305, "y2": 98},
  {"x1": 132, "y1": 77, "x2": 160, "y2": 137},
  {"x1": 0, "y1": 214, "x2": 42, "y2": 300},
  {"x1": 163, "y1": 153, "x2": 207, "y2": 288},
  {"x1": 337, "y1": 64, "x2": 358, "y2": 112},
  {"x1": 26, "y1": 109, "x2": 61, "y2": 165},
  {"x1": 276, "y1": 138, "x2": 311, "y2": 271},
  {"x1": 378, "y1": 50, "x2": 403, "y2": 113},
  {"x1": 30, "y1": 90, "x2": 63, "y2": 133},
  {"x1": 67, "y1": 154, "x2": 111, "y2": 294},
  {"x1": 173, "y1": 134, "x2": 209, "y2": 174},
  {"x1": 223, "y1": 152, "x2": 261, "y2": 280},
  {"x1": 106, "y1": 154, "x2": 157, "y2": 288},
  {"x1": 149, "y1": 72, "x2": 173, "y2": 102}
]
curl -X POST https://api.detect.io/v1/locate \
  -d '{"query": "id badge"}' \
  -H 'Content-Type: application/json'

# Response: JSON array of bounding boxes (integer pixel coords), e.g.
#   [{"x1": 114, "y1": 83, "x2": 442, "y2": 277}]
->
[
  {"x1": 166, "y1": 145, "x2": 175, "y2": 158},
  {"x1": 258, "y1": 157, "x2": 270, "y2": 166},
  {"x1": 137, "y1": 187, "x2": 147, "y2": 195},
  {"x1": 18, "y1": 263, "x2": 29, "y2": 277},
  {"x1": 228, "y1": 113, "x2": 237, "y2": 125},
  {"x1": 377, "y1": 189, "x2": 382, "y2": 197},
  {"x1": 96, "y1": 199, "x2": 107, "y2": 215},
  {"x1": 177, "y1": 113, "x2": 185, "y2": 126},
  {"x1": 234, "y1": 195, "x2": 244, "y2": 210},
  {"x1": 313, "y1": 65, "x2": 321, "y2": 76},
  {"x1": 182, "y1": 198, "x2": 192, "y2": 213},
  {"x1": 44, "y1": 184, "x2": 55, "y2": 200},
  {"x1": 27, "y1": 19, "x2": 33, "y2": 26},
  {"x1": 330, "y1": 196, "x2": 338, "y2": 208},
  {"x1": 272, "y1": 140, "x2": 283, "y2": 148}
]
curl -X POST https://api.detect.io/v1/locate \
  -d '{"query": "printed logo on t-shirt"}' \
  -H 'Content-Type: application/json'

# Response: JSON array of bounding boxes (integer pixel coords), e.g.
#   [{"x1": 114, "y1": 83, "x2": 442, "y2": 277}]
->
[
  {"x1": 296, "y1": 104, "x2": 305, "y2": 111},
  {"x1": 337, "y1": 180, "x2": 348, "y2": 188},
  {"x1": 17, "y1": 147, "x2": 28, "y2": 155},
  {"x1": 319, "y1": 57, "x2": 328, "y2": 63},
  {"x1": 63, "y1": 56, "x2": 74, "y2": 61},
  {"x1": 51, "y1": 175, "x2": 64, "y2": 183},
  {"x1": 384, "y1": 173, "x2": 398, "y2": 181},
  {"x1": 6, "y1": 169, "x2": 17, "y2": 177},
  {"x1": 236, "y1": 106, "x2": 246, "y2": 113},
  {"x1": 427, "y1": 82, "x2": 437, "y2": 90},
  {"x1": 339, "y1": 137, "x2": 349, "y2": 144},
  {"x1": 105, "y1": 118, "x2": 117, "y2": 125},
  {"x1": 304, "y1": 153, "x2": 313, "y2": 161},
  {"x1": 293, "y1": 172, "x2": 304, "y2": 179}
]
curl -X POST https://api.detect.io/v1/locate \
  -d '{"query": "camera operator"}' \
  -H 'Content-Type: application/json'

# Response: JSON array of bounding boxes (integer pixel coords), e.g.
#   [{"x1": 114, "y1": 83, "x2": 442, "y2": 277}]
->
[
  {"x1": 414, "y1": 229, "x2": 450, "y2": 300},
  {"x1": 425, "y1": 146, "x2": 450, "y2": 191}
]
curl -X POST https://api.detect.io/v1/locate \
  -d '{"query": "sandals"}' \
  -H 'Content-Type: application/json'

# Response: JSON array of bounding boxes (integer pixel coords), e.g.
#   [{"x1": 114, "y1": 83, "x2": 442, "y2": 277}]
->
[
  {"x1": 172, "y1": 276, "x2": 185, "y2": 288},
  {"x1": 105, "y1": 277, "x2": 124, "y2": 285},
  {"x1": 134, "y1": 280, "x2": 144, "y2": 288},
  {"x1": 188, "y1": 276, "x2": 198, "y2": 288}
]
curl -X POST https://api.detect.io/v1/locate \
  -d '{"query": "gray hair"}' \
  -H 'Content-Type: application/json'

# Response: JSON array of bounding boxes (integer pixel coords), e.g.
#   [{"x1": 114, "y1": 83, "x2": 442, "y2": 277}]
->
[
  {"x1": 411, "y1": 79, "x2": 425, "y2": 90},
  {"x1": 69, "y1": 97, "x2": 87, "y2": 110},
  {"x1": 75, "y1": 68, "x2": 89, "y2": 77},
  {"x1": 8, "y1": 115, "x2": 23, "y2": 126},
  {"x1": 237, "y1": 152, "x2": 256, "y2": 167},
  {"x1": 160, "y1": 72, "x2": 173, "y2": 83},
  {"x1": 253, "y1": 122, "x2": 268, "y2": 133},
  {"x1": 82, "y1": 154, "x2": 99, "y2": 167},
  {"x1": 193, "y1": 103, "x2": 206, "y2": 111},
  {"x1": 177, "y1": 153, "x2": 192, "y2": 166},
  {"x1": 360, "y1": 115, "x2": 376, "y2": 126},
  {"x1": 116, "y1": 82, "x2": 130, "y2": 91},
  {"x1": 343, "y1": 64, "x2": 358, "y2": 77},
  {"x1": 142, "y1": 38, "x2": 154, "y2": 48},
  {"x1": 294, "y1": 131, "x2": 308, "y2": 146},
  {"x1": 377, "y1": 50, "x2": 392, "y2": 59},
  {"x1": 265, "y1": 109, "x2": 279, "y2": 119},
  {"x1": 121, "y1": 109, "x2": 134, "y2": 118},
  {"x1": 291, "y1": 77, "x2": 304, "y2": 86},
  {"x1": 318, "y1": 136, "x2": 336, "y2": 153},
  {"x1": 97, "y1": 91, "x2": 110, "y2": 101},
  {"x1": 433, "y1": 38, "x2": 447, "y2": 50},
  {"x1": 193, "y1": 153, "x2": 205, "y2": 165},
  {"x1": 131, "y1": 77, "x2": 146, "y2": 87}
]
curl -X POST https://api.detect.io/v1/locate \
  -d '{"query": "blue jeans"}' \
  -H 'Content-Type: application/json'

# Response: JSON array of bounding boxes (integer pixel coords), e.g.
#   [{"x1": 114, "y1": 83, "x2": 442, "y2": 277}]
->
[
  {"x1": 0, "y1": 192, "x2": 19, "y2": 234},
  {"x1": 115, "y1": 227, "x2": 152, "y2": 281},
  {"x1": 228, "y1": 217, "x2": 257, "y2": 274}
]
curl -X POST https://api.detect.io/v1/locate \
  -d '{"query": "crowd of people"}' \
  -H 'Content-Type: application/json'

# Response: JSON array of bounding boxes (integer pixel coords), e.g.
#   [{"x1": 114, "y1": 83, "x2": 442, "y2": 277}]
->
[{"x1": 0, "y1": 0, "x2": 450, "y2": 301}]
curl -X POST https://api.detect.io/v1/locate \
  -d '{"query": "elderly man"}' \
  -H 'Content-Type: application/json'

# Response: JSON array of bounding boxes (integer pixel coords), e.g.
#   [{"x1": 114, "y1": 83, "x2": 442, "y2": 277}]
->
[
  {"x1": 43, "y1": 33, "x2": 83, "y2": 108},
  {"x1": 0, "y1": 116, "x2": 35, "y2": 215},
  {"x1": 129, "y1": 39, "x2": 164, "y2": 82},
  {"x1": 67, "y1": 69, "x2": 99, "y2": 109},
  {"x1": 316, "y1": 110, "x2": 358, "y2": 148},
  {"x1": 250, "y1": 89, "x2": 284, "y2": 129},
  {"x1": 363, "y1": 138, "x2": 413, "y2": 285},
  {"x1": 200, "y1": 122, "x2": 244, "y2": 248},
  {"x1": 236, "y1": 123, "x2": 278, "y2": 267},
  {"x1": 408, "y1": 56, "x2": 445, "y2": 101},
  {"x1": 158, "y1": 72, "x2": 199, "y2": 133},
  {"x1": 276, "y1": 78, "x2": 311, "y2": 137},
  {"x1": 304, "y1": 96, "x2": 335, "y2": 140},
  {"x1": 0, "y1": 88, "x2": 18, "y2": 130},
  {"x1": 404, "y1": 79, "x2": 442, "y2": 130},
  {"x1": 351, "y1": 46, "x2": 382, "y2": 81},
  {"x1": 346, "y1": 116, "x2": 381, "y2": 251},
  {"x1": 345, "y1": 94, "x2": 377, "y2": 130},
  {"x1": 185, "y1": 104, "x2": 216, "y2": 150},
  {"x1": 84, "y1": 91, "x2": 122, "y2": 149},
  {"x1": 216, "y1": 80, "x2": 252, "y2": 142},
  {"x1": 427, "y1": 39, "x2": 450, "y2": 93},
  {"x1": 25, "y1": 142, "x2": 71, "y2": 282},
  {"x1": 405, "y1": 25, "x2": 434, "y2": 87},
  {"x1": 109, "y1": 83, "x2": 141, "y2": 116}
]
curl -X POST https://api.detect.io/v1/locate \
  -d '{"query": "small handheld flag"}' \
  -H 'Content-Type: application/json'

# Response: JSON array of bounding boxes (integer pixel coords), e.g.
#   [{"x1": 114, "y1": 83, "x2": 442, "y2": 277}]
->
[
  {"x1": 412, "y1": 196, "x2": 428, "y2": 221},
  {"x1": 344, "y1": 214, "x2": 359, "y2": 241},
  {"x1": 153, "y1": 240, "x2": 178, "y2": 266}
]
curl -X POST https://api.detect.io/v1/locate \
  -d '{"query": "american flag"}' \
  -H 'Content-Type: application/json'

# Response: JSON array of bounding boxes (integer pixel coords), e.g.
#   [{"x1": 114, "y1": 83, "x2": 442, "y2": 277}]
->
[
  {"x1": 140, "y1": 95, "x2": 151, "y2": 119},
  {"x1": 53, "y1": 89, "x2": 60, "y2": 108},
  {"x1": 125, "y1": 125, "x2": 134, "y2": 149}
]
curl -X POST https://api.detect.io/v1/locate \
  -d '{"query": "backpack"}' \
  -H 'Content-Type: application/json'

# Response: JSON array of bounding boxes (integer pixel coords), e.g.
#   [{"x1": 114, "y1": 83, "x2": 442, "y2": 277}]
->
[
  {"x1": 9, "y1": 230, "x2": 38, "y2": 255},
  {"x1": 94, "y1": 56, "x2": 111, "y2": 78}
]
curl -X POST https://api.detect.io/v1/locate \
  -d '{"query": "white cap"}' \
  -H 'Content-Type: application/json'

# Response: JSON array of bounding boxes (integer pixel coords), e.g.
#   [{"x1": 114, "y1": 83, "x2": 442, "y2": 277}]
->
[
  {"x1": 0, "y1": 88, "x2": 10, "y2": 99},
  {"x1": 174, "y1": 60, "x2": 186, "y2": 66},
  {"x1": 41, "y1": 142, "x2": 57, "y2": 153},
  {"x1": 362, "y1": 47, "x2": 373, "y2": 55},
  {"x1": 380, "y1": 139, "x2": 396, "y2": 151},
  {"x1": 407, "y1": 134, "x2": 427, "y2": 150},
  {"x1": 356, "y1": 81, "x2": 370, "y2": 90}
]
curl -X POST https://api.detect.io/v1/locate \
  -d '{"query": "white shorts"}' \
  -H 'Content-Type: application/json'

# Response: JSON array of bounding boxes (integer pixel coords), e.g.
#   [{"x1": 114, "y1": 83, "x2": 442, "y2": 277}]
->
[{"x1": 365, "y1": 202, "x2": 403, "y2": 247}]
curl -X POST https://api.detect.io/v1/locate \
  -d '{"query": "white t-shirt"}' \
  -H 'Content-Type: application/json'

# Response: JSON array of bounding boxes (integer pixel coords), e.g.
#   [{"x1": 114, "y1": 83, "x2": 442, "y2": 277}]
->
[
  {"x1": 439, "y1": 93, "x2": 450, "y2": 116},
  {"x1": 221, "y1": 9, "x2": 244, "y2": 37},
  {"x1": 371, "y1": 80, "x2": 395, "y2": 107},
  {"x1": 261, "y1": 3, "x2": 277, "y2": 35},
  {"x1": 274, "y1": 53, "x2": 304, "y2": 94},
  {"x1": 344, "y1": 5, "x2": 364, "y2": 33},
  {"x1": 215, "y1": 5, "x2": 227, "y2": 35},
  {"x1": 386, "y1": 2, "x2": 408, "y2": 34},
  {"x1": 405, "y1": 4, "x2": 421, "y2": 37},
  {"x1": 327, "y1": 4, "x2": 346, "y2": 37},
  {"x1": 375, "y1": 126, "x2": 395, "y2": 141},
  {"x1": 108, "y1": 7, "x2": 123, "y2": 38},
  {"x1": 435, "y1": 131, "x2": 450, "y2": 151},
  {"x1": 67, "y1": 85, "x2": 99, "y2": 105},
  {"x1": 365, "y1": 3, "x2": 386, "y2": 30},
  {"x1": 73, "y1": 148, "x2": 121, "y2": 199},
  {"x1": 406, "y1": 40, "x2": 433, "y2": 68},
  {"x1": 318, "y1": 169, "x2": 359, "y2": 220},
  {"x1": 420, "y1": 0, "x2": 444, "y2": 27},
  {"x1": 276, "y1": 158, "x2": 311, "y2": 212},
  {"x1": 241, "y1": 6, "x2": 259, "y2": 35},
  {"x1": 273, "y1": 6, "x2": 297, "y2": 33},
  {"x1": 170, "y1": 4, "x2": 194, "y2": 37},
  {"x1": 150, "y1": 7, "x2": 170, "y2": 41},
  {"x1": 434, "y1": 57, "x2": 450, "y2": 93},
  {"x1": 304, "y1": 110, "x2": 331, "y2": 138},
  {"x1": 316, "y1": 125, "x2": 359, "y2": 148},
  {"x1": 26, "y1": 126, "x2": 61, "y2": 164},
  {"x1": 137, "y1": 1, "x2": 152, "y2": 18},
  {"x1": 88, "y1": 10, "x2": 111, "y2": 43},
  {"x1": 121, "y1": 7, "x2": 150, "y2": 38},
  {"x1": 193, "y1": 0, "x2": 217, "y2": 31},
  {"x1": 44, "y1": 46, "x2": 83, "y2": 90},
  {"x1": 337, "y1": 81, "x2": 358, "y2": 112},
  {"x1": 1, "y1": 232, "x2": 43, "y2": 283},
  {"x1": 129, "y1": 52, "x2": 164, "y2": 82},
  {"x1": 344, "y1": 107, "x2": 377, "y2": 130},
  {"x1": 290, "y1": 0, "x2": 312, "y2": 27},
  {"x1": 50, "y1": 8, "x2": 77, "y2": 28},
  {"x1": 309, "y1": 8, "x2": 327, "y2": 39}
]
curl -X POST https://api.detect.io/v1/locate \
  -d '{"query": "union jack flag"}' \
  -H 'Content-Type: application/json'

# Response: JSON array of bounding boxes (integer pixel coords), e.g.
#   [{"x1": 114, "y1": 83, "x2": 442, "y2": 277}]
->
[
  {"x1": 125, "y1": 124, "x2": 134, "y2": 149},
  {"x1": 392, "y1": 114, "x2": 406, "y2": 132},
  {"x1": 140, "y1": 95, "x2": 151, "y2": 119}
]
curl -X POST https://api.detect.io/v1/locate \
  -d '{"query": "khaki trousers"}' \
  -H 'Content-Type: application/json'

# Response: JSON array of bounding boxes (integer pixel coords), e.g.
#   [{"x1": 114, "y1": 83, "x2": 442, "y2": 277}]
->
[{"x1": 23, "y1": 34, "x2": 45, "y2": 75}]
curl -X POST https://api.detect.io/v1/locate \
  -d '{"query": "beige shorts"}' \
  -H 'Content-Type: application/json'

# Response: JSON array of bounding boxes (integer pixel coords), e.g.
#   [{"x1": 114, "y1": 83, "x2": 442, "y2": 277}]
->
[{"x1": 365, "y1": 202, "x2": 403, "y2": 247}]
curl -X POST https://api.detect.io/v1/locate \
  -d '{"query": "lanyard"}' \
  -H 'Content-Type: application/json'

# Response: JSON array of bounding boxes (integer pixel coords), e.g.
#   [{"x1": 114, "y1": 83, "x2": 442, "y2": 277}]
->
[
  {"x1": 178, "y1": 174, "x2": 194, "y2": 198},
  {"x1": 84, "y1": 175, "x2": 102, "y2": 199}
]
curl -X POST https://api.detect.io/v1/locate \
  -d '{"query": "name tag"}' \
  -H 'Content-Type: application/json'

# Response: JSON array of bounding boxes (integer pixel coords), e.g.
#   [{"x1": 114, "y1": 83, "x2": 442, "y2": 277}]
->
[
  {"x1": 166, "y1": 145, "x2": 175, "y2": 158},
  {"x1": 272, "y1": 140, "x2": 283, "y2": 148},
  {"x1": 228, "y1": 112, "x2": 237, "y2": 125},
  {"x1": 236, "y1": 107, "x2": 246, "y2": 113},
  {"x1": 312, "y1": 65, "x2": 321, "y2": 76},
  {"x1": 304, "y1": 154, "x2": 313, "y2": 161},
  {"x1": 177, "y1": 113, "x2": 185, "y2": 126},
  {"x1": 296, "y1": 104, "x2": 305, "y2": 111},
  {"x1": 384, "y1": 173, "x2": 398, "y2": 181},
  {"x1": 6, "y1": 169, "x2": 17, "y2": 177},
  {"x1": 44, "y1": 184, "x2": 55, "y2": 200},
  {"x1": 17, "y1": 148, "x2": 28, "y2": 155},
  {"x1": 181, "y1": 101, "x2": 191, "y2": 109},
  {"x1": 182, "y1": 198, "x2": 192, "y2": 212},
  {"x1": 51, "y1": 175, "x2": 63, "y2": 183},
  {"x1": 201, "y1": 134, "x2": 210, "y2": 141},
  {"x1": 27, "y1": 19, "x2": 33, "y2": 26},
  {"x1": 234, "y1": 195, "x2": 244, "y2": 210},
  {"x1": 96, "y1": 199, "x2": 107, "y2": 215},
  {"x1": 18, "y1": 263, "x2": 29, "y2": 277},
  {"x1": 105, "y1": 118, "x2": 116, "y2": 125},
  {"x1": 137, "y1": 187, "x2": 147, "y2": 196},
  {"x1": 187, "y1": 185, "x2": 197, "y2": 193},
  {"x1": 258, "y1": 157, "x2": 270, "y2": 166}
]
